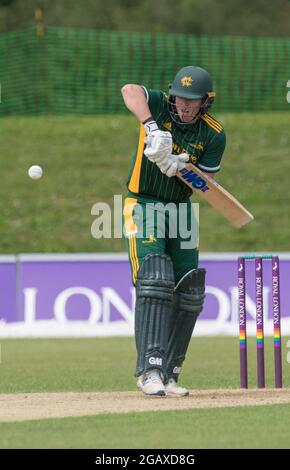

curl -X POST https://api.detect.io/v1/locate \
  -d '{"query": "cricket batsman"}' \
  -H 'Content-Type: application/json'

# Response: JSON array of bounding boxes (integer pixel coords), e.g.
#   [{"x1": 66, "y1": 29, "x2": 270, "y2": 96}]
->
[{"x1": 121, "y1": 66, "x2": 226, "y2": 396}]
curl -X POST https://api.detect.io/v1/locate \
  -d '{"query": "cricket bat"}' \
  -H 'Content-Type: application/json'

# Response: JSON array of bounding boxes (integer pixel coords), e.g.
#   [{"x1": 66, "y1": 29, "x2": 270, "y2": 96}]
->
[{"x1": 176, "y1": 162, "x2": 254, "y2": 228}]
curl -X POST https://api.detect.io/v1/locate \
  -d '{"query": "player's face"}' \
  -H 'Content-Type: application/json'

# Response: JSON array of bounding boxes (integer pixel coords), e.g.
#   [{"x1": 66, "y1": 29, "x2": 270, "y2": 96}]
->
[{"x1": 175, "y1": 97, "x2": 202, "y2": 123}]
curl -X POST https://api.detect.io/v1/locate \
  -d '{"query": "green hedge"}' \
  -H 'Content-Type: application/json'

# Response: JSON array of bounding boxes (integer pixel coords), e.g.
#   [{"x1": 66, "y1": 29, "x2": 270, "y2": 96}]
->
[{"x1": 0, "y1": 27, "x2": 290, "y2": 115}]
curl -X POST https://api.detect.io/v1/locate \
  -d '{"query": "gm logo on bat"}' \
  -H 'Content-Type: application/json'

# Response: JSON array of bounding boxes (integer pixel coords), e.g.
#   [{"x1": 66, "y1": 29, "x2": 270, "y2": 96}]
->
[{"x1": 180, "y1": 167, "x2": 209, "y2": 192}]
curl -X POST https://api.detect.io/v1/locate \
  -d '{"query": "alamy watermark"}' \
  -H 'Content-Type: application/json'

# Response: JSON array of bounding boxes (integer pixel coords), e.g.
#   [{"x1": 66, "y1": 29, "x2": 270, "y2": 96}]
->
[
  {"x1": 287, "y1": 339, "x2": 290, "y2": 364},
  {"x1": 91, "y1": 195, "x2": 199, "y2": 249},
  {"x1": 286, "y1": 80, "x2": 290, "y2": 103}
]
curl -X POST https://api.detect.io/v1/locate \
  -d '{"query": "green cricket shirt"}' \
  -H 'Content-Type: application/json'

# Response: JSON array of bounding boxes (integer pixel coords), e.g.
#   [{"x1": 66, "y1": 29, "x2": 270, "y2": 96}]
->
[{"x1": 127, "y1": 88, "x2": 226, "y2": 203}]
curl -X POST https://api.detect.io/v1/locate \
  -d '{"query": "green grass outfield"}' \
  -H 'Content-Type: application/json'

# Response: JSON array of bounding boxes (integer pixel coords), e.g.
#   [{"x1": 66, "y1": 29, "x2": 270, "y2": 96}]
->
[
  {"x1": 0, "y1": 337, "x2": 289, "y2": 448},
  {"x1": 0, "y1": 112, "x2": 290, "y2": 253}
]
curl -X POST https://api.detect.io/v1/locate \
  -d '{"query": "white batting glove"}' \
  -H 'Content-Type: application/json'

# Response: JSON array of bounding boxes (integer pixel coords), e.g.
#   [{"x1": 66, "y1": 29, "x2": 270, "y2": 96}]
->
[
  {"x1": 159, "y1": 153, "x2": 189, "y2": 177},
  {"x1": 144, "y1": 119, "x2": 172, "y2": 164}
]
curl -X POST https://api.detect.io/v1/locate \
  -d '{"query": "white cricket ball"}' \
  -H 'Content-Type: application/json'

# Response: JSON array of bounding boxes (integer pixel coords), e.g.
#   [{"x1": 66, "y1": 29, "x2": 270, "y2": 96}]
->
[{"x1": 28, "y1": 165, "x2": 43, "y2": 180}]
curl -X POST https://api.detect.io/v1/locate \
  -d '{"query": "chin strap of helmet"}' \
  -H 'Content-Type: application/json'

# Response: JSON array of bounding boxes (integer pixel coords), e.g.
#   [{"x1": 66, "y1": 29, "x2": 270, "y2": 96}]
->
[{"x1": 196, "y1": 92, "x2": 216, "y2": 119}]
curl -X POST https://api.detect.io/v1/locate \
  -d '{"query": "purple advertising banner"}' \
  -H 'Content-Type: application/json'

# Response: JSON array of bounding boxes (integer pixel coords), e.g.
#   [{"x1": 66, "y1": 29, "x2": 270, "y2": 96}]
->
[
  {"x1": 19, "y1": 257, "x2": 133, "y2": 323},
  {"x1": 0, "y1": 257, "x2": 17, "y2": 324},
  {"x1": 0, "y1": 253, "x2": 289, "y2": 337}
]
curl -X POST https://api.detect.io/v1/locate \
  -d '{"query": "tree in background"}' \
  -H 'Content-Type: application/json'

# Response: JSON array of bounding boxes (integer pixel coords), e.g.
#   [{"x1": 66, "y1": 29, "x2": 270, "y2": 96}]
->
[
  {"x1": 0, "y1": 0, "x2": 14, "y2": 5},
  {"x1": 0, "y1": 0, "x2": 290, "y2": 36}
]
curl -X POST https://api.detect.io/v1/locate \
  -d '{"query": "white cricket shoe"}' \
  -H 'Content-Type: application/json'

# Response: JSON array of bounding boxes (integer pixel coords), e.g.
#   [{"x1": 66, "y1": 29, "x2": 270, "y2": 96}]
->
[
  {"x1": 165, "y1": 378, "x2": 190, "y2": 397},
  {"x1": 137, "y1": 370, "x2": 166, "y2": 396}
]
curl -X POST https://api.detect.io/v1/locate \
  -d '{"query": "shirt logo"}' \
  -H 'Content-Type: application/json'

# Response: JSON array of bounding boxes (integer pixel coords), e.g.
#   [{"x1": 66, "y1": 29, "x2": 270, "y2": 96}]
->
[
  {"x1": 189, "y1": 142, "x2": 204, "y2": 151},
  {"x1": 181, "y1": 76, "x2": 193, "y2": 87},
  {"x1": 172, "y1": 142, "x2": 197, "y2": 163},
  {"x1": 163, "y1": 122, "x2": 172, "y2": 131},
  {"x1": 142, "y1": 235, "x2": 157, "y2": 244}
]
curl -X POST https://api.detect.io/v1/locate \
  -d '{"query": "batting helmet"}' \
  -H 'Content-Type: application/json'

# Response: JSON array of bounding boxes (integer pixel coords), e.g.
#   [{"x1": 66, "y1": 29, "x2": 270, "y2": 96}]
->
[{"x1": 168, "y1": 66, "x2": 216, "y2": 123}]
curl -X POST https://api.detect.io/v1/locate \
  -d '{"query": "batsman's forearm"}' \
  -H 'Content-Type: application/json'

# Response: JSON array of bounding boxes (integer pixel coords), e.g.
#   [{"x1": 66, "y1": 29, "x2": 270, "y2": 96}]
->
[{"x1": 121, "y1": 84, "x2": 152, "y2": 123}]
